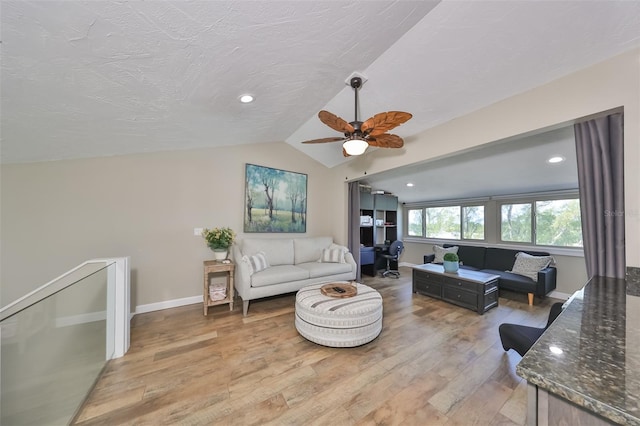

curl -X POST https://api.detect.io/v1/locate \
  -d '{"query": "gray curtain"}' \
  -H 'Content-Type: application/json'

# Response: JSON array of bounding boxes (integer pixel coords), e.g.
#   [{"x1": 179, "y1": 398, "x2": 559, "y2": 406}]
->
[
  {"x1": 574, "y1": 113, "x2": 625, "y2": 279},
  {"x1": 348, "y1": 181, "x2": 361, "y2": 281}
]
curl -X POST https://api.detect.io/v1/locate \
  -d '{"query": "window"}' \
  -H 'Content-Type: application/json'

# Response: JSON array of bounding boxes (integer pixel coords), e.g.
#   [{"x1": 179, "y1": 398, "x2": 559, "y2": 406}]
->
[
  {"x1": 404, "y1": 192, "x2": 581, "y2": 249},
  {"x1": 501, "y1": 203, "x2": 532, "y2": 242},
  {"x1": 407, "y1": 208, "x2": 423, "y2": 237},
  {"x1": 499, "y1": 198, "x2": 582, "y2": 247},
  {"x1": 535, "y1": 199, "x2": 582, "y2": 247},
  {"x1": 425, "y1": 206, "x2": 460, "y2": 239},
  {"x1": 462, "y1": 206, "x2": 485, "y2": 240},
  {"x1": 407, "y1": 205, "x2": 485, "y2": 240}
]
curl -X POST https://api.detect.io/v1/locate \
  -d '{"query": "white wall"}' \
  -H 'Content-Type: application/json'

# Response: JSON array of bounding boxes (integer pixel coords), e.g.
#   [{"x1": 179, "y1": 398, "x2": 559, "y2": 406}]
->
[
  {"x1": 1, "y1": 142, "x2": 339, "y2": 308},
  {"x1": 336, "y1": 49, "x2": 640, "y2": 275}
]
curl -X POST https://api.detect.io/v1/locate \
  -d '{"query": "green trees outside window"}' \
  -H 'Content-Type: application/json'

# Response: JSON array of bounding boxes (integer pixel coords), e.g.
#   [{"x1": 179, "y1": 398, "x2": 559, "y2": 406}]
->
[
  {"x1": 501, "y1": 203, "x2": 532, "y2": 242},
  {"x1": 406, "y1": 195, "x2": 581, "y2": 248},
  {"x1": 408, "y1": 209, "x2": 423, "y2": 236},
  {"x1": 500, "y1": 199, "x2": 582, "y2": 247},
  {"x1": 535, "y1": 199, "x2": 582, "y2": 247},
  {"x1": 462, "y1": 206, "x2": 485, "y2": 240},
  {"x1": 407, "y1": 205, "x2": 484, "y2": 240},
  {"x1": 425, "y1": 206, "x2": 460, "y2": 239}
]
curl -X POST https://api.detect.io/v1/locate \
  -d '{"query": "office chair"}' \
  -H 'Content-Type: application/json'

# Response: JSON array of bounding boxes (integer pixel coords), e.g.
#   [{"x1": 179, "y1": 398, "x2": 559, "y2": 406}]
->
[
  {"x1": 499, "y1": 302, "x2": 564, "y2": 357},
  {"x1": 381, "y1": 240, "x2": 404, "y2": 278}
]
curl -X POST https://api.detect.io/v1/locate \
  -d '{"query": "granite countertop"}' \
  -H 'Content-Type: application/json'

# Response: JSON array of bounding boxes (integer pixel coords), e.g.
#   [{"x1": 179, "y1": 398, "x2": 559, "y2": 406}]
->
[{"x1": 517, "y1": 276, "x2": 640, "y2": 425}]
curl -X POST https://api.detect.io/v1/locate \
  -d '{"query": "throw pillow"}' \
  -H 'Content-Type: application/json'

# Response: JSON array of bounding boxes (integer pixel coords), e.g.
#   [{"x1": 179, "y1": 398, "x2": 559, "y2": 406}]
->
[
  {"x1": 509, "y1": 252, "x2": 553, "y2": 281},
  {"x1": 319, "y1": 248, "x2": 346, "y2": 263},
  {"x1": 329, "y1": 243, "x2": 349, "y2": 253},
  {"x1": 433, "y1": 245, "x2": 459, "y2": 264},
  {"x1": 242, "y1": 251, "x2": 270, "y2": 275}
]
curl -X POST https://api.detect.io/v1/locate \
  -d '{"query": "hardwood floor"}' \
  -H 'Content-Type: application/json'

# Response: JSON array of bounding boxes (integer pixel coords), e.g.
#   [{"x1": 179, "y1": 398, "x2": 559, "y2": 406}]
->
[{"x1": 74, "y1": 267, "x2": 559, "y2": 425}]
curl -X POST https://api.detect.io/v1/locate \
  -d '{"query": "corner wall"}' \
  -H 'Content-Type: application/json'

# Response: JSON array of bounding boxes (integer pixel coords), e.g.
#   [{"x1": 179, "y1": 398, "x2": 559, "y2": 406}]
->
[{"x1": 1, "y1": 142, "x2": 338, "y2": 308}]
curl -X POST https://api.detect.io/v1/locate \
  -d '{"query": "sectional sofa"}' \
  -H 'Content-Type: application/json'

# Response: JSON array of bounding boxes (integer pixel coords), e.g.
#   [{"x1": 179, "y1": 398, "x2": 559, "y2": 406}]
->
[
  {"x1": 232, "y1": 236, "x2": 357, "y2": 315},
  {"x1": 424, "y1": 244, "x2": 557, "y2": 305}
]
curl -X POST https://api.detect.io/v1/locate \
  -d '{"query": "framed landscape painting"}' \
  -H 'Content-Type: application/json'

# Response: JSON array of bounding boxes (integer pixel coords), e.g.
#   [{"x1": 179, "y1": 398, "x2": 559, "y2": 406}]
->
[{"x1": 244, "y1": 164, "x2": 307, "y2": 233}]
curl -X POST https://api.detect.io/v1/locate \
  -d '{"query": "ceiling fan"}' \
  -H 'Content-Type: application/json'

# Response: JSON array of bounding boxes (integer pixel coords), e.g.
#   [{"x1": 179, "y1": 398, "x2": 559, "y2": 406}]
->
[{"x1": 301, "y1": 76, "x2": 412, "y2": 157}]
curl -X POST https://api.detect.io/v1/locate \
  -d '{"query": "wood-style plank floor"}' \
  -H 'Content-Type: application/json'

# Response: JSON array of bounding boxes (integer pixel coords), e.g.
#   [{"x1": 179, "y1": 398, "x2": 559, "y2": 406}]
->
[{"x1": 74, "y1": 267, "x2": 560, "y2": 425}]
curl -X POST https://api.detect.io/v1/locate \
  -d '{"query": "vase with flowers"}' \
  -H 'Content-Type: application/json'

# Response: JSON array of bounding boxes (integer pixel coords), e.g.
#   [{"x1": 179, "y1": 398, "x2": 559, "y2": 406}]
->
[{"x1": 202, "y1": 227, "x2": 235, "y2": 261}]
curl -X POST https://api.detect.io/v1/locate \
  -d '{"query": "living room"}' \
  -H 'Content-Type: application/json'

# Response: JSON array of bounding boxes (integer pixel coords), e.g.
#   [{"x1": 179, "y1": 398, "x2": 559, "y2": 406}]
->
[{"x1": 1, "y1": 1, "x2": 639, "y2": 424}]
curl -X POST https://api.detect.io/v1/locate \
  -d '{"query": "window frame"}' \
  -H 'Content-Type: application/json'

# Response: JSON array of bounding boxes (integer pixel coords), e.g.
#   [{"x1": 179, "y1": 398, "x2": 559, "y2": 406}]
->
[
  {"x1": 406, "y1": 203, "x2": 486, "y2": 242},
  {"x1": 403, "y1": 190, "x2": 582, "y2": 250}
]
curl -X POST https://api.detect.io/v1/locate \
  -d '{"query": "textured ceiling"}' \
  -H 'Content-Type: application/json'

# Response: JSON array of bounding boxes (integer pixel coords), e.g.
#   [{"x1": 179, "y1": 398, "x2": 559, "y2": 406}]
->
[
  {"x1": 1, "y1": 1, "x2": 640, "y2": 186},
  {"x1": 0, "y1": 0, "x2": 438, "y2": 163}
]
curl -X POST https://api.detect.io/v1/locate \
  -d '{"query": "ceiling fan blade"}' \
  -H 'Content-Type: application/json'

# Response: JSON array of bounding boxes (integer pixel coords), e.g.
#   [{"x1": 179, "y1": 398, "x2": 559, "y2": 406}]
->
[
  {"x1": 361, "y1": 111, "x2": 412, "y2": 136},
  {"x1": 301, "y1": 137, "x2": 345, "y2": 144},
  {"x1": 367, "y1": 133, "x2": 404, "y2": 149},
  {"x1": 318, "y1": 110, "x2": 355, "y2": 134}
]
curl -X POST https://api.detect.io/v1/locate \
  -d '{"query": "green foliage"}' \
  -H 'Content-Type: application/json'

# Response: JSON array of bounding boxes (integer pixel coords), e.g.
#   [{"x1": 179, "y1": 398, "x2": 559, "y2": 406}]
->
[
  {"x1": 244, "y1": 208, "x2": 306, "y2": 233},
  {"x1": 501, "y1": 203, "x2": 532, "y2": 242},
  {"x1": 202, "y1": 227, "x2": 235, "y2": 250},
  {"x1": 443, "y1": 252, "x2": 459, "y2": 262},
  {"x1": 425, "y1": 206, "x2": 460, "y2": 239},
  {"x1": 535, "y1": 200, "x2": 582, "y2": 247},
  {"x1": 462, "y1": 205, "x2": 485, "y2": 240},
  {"x1": 408, "y1": 209, "x2": 423, "y2": 236},
  {"x1": 409, "y1": 199, "x2": 581, "y2": 248},
  {"x1": 500, "y1": 200, "x2": 582, "y2": 247}
]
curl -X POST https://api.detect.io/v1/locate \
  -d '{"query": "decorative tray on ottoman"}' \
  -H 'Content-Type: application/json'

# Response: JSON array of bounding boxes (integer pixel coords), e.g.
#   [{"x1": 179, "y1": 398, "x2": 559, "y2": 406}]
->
[{"x1": 320, "y1": 282, "x2": 358, "y2": 298}]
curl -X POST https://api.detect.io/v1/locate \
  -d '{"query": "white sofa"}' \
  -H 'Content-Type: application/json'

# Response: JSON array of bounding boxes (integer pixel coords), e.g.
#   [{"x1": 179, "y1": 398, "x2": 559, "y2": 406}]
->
[{"x1": 232, "y1": 236, "x2": 357, "y2": 316}]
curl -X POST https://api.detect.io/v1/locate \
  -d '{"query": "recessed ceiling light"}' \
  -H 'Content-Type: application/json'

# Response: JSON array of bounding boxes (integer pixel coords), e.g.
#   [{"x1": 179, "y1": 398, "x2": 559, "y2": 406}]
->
[
  {"x1": 548, "y1": 156, "x2": 565, "y2": 164},
  {"x1": 406, "y1": 183, "x2": 414, "y2": 187},
  {"x1": 239, "y1": 94, "x2": 254, "y2": 103}
]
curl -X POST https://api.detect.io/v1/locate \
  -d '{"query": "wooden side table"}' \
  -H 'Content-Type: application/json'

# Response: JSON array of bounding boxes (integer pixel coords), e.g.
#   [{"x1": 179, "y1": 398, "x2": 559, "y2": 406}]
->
[{"x1": 203, "y1": 260, "x2": 235, "y2": 316}]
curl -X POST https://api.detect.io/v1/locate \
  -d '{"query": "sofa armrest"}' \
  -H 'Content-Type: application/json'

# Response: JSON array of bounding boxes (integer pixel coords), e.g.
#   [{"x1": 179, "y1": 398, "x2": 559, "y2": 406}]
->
[
  {"x1": 231, "y1": 244, "x2": 252, "y2": 300},
  {"x1": 424, "y1": 254, "x2": 435, "y2": 264},
  {"x1": 344, "y1": 251, "x2": 358, "y2": 279},
  {"x1": 536, "y1": 266, "x2": 557, "y2": 297}
]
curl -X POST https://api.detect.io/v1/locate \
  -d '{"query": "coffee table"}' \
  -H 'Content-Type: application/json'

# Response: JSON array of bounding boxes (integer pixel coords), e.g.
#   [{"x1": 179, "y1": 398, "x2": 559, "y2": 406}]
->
[
  {"x1": 295, "y1": 282, "x2": 383, "y2": 347},
  {"x1": 412, "y1": 263, "x2": 499, "y2": 314}
]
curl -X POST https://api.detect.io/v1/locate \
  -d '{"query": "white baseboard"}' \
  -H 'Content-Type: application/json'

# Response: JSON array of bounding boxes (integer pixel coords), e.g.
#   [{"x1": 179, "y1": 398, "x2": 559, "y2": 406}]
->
[{"x1": 134, "y1": 295, "x2": 203, "y2": 316}]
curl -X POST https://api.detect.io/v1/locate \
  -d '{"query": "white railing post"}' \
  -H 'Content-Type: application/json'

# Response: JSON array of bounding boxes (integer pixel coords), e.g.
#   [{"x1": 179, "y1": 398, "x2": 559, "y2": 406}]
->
[{"x1": 104, "y1": 257, "x2": 130, "y2": 359}]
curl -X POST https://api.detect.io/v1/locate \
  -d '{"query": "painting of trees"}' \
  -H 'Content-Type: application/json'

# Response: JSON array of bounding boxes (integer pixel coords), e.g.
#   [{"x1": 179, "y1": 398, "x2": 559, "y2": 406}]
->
[{"x1": 244, "y1": 164, "x2": 307, "y2": 233}]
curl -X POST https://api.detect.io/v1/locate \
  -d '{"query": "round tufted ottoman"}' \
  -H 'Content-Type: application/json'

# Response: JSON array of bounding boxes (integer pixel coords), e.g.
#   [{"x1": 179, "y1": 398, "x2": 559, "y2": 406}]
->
[{"x1": 295, "y1": 282, "x2": 383, "y2": 348}]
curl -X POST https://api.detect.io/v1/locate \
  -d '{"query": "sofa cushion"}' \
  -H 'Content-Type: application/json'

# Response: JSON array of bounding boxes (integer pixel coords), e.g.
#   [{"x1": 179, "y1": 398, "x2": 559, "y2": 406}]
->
[
  {"x1": 483, "y1": 269, "x2": 537, "y2": 293},
  {"x1": 509, "y1": 252, "x2": 553, "y2": 281},
  {"x1": 251, "y1": 265, "x2": 309, "y2": 287},
  {"x1": 243, "y1": 238, "x2": 294, "y2": 266},
  {"x1": 243, "y1": 251, "x2": 269, "y2": 275},
  {"x1": 319, "y1": 247, "x2": 346, "y2": 263},
  {"x1": 294, "y1": 237, "x2": 333, "y2": 264},
  {"x1": 296, "y1": 261, "x2": 353, "y2": 278},
  {"x1": 433, "y1": 245, "x2": 459, "y2": 263},
  {"x1": 484, "y1": 247, "x2": 551, "y2": 271},
  {"x1": 444, "y1": 244, "x2": 486, "y2": 270}
]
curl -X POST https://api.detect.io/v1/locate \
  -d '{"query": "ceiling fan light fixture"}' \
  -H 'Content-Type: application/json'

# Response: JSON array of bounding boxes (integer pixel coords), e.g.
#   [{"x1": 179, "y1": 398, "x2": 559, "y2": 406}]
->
[{"x1": 343, "y1": 137, "x2": 369, "y2": 156}]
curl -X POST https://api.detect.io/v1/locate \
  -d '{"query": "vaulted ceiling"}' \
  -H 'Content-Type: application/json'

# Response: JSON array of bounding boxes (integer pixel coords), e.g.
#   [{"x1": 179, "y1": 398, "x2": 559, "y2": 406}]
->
[{"x1": 2, "y1": 1, "x2": 640, "y2": 193}]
